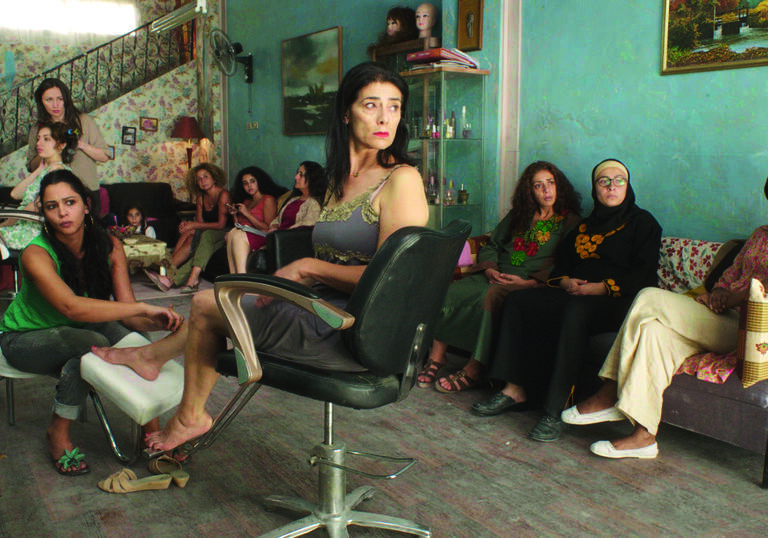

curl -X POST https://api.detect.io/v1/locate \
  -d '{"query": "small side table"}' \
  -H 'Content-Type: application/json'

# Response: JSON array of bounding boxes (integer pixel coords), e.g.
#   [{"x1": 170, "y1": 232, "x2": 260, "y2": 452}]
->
[{"x1": 121, "y1": 236, "x2": 172, "y2": 275}]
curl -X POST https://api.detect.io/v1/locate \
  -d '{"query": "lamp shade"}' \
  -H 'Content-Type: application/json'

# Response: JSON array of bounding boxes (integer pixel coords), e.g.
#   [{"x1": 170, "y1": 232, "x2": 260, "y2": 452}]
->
[{"x1": 171, "y1": 116, "x2": 204, "y2": 139}]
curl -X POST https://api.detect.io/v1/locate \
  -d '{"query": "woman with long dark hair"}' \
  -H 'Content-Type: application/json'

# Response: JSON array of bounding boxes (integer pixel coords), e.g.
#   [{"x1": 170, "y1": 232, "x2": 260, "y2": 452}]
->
[
  {"x1": 0, "y1": 170, "x2": 182, "y2": 475},
  {"x1": 417, "y1": 161, "x2": 581, "y2": 392},
  {"x1": 93, "y1": 61, "x2": 429, "y2": 453},
  {"x1": 224, "y1": 166, "x2": 286, "y2": 273},
  {"x1": 226, "y1": 161, "x2": 325, "y2": 274},
  {"x1": 26, "y1": 78, "x2": 108, "y2": 213},
  {"x1": 2, "y1": 121, "x2": 78, "y2": 249}
]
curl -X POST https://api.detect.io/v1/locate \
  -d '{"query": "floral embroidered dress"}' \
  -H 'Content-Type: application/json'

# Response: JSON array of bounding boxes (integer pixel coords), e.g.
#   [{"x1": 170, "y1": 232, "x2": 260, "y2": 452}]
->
[
  {"x1": 0, "y1": 165, "x2": 68, "y2": 250},
  {"x1": 238, "y1": 168, "x2": 400, "y2": 372},
  {"x1": 432, "y1": 211, "x2": 579, "y2": 365}
]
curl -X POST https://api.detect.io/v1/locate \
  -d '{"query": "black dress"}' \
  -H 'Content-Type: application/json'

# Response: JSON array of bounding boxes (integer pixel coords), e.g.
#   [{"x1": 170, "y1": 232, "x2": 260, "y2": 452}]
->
[{"x1": 488, "y1": 202, "x2": 662, "y2": 416}]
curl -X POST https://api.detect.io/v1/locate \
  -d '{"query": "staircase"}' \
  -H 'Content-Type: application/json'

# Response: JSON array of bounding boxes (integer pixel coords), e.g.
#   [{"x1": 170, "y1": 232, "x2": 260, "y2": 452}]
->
[{"x1": 0, "y1": 17, "x2": 196, "y2": 160}]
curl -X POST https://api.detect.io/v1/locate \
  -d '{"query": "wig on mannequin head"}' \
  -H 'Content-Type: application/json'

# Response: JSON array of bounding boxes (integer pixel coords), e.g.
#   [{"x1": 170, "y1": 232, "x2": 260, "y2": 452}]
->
[{"x1": 367, "y1": 6, "x2": 419, "y2": 55}]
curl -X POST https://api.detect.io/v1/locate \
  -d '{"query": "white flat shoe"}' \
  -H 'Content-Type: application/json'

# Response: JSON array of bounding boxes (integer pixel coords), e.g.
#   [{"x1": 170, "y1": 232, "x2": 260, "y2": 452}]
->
[
  {"x1": 561, "y1": 405, "x2": 625, "y2": 425},
  {"x1": 590, "y1": 440, "x2": 658, "y2": 459}
]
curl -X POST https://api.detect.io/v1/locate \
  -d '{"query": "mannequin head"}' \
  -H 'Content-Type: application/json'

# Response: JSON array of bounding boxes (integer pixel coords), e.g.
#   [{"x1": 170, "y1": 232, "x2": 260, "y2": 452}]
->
[{"x1": 416, "y1": 3, "x2": 437, "y2": 38}]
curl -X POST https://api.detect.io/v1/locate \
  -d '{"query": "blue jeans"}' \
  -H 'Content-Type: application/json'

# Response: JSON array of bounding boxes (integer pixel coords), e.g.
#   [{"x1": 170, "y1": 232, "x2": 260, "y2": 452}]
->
[{"x1": 0, "y1": 321, "x2": 132, "y2": 420}]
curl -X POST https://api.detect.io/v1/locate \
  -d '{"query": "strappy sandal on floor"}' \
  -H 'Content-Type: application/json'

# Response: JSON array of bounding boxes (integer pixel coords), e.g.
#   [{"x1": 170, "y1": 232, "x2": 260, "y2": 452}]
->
[
  {"x1": 148, "y1": 455, "x2": 190, "y2": 488},
  {"x1": 434, "y1": 369, "x2": 484, "y2": 393},
  {"x1": 97, "y1": 468, "x2": 172, "y2": 493},
  {"x1": 417, "y1": 359, "x2": 444, "y2": 388}
]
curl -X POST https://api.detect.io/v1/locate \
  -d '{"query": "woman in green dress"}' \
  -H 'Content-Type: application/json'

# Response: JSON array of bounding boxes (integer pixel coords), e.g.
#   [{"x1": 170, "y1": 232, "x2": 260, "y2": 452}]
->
[{"x1": 418, "y1": 161, "x2": 582, "y2": 392}]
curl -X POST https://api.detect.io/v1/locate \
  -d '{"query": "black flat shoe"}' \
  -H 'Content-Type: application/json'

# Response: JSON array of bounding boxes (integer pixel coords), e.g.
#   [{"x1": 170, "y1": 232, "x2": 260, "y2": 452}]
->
[
  {"x1": 471, "y1": 392, "x2": 529, "y2": 416},
  {"x1": 529, "y1": 413, "x2": 563, "y2": 442}
]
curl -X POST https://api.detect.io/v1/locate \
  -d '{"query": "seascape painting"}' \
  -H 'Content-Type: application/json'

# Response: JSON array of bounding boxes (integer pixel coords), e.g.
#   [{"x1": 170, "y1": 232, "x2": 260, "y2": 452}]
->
[
  {"x1": 281, "y1": 27, "x2": 342, "y2": 135},
  {"x1": 663, "y1": 0, "x2": 768, "y2": 74}
]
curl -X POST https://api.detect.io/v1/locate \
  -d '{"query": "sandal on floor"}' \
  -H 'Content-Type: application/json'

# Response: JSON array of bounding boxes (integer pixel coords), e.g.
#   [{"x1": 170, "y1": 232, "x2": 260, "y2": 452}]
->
[
  {"x1": 51, "y1": 447, "x2": 90, "y2": 476},
  {"x1": 179, "y1": 283, "x2": 199, "y2": 294},
  {"x1": 148, "y1": 455, "x2": 190, "y2": 488},
  {"x1": 98, "y1": 468, "x2": 172, "y2": 493},
  {"x1": 143, "y1": 269, "x2": 170, "y2": 292},
  {"x1": 434, "y1": 369, "x2": 484, "y2": 393},
  {"x1": 417, "y1": 359, "x2": 444, "y2": 388}
]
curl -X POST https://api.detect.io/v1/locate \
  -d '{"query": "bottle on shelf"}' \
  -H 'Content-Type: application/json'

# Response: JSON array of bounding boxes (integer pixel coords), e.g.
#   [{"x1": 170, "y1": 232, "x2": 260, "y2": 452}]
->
[
  {"x1": 426, "y1": 173, "x2": 439, "y2": 205},
  {"x1": 458, "y1": 184, "x2": 469, "y2": 204},
  {"x1": 444, "y1": 179, "x2": 456, "y2": 206},
  {"x1": 447, "y1": 111, "x2": 456, "y2": 139},
  {"x1": 461, "y1": 105, "x2": 472, "y2": 138}
]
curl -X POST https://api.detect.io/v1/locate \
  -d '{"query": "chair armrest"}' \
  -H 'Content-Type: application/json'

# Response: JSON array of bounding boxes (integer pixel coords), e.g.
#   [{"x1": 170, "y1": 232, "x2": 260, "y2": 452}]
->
[
  {"x1": 266, "y1": 227, "x2": 314, "y2": 272},
  {"x1": 214, "y1": 274, "x2": 355, "y2": 384},
  {"x1": 0, "y1": 209, "x2": 44, "y2": 224}
]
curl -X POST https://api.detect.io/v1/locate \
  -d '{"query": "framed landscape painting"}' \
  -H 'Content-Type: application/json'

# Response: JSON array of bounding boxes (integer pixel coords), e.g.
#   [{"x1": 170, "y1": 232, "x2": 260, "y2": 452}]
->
[
  {"x1": 662, "y1": 0, "x2": 768, "y2": 74},
  {"x1": 282, "y1": 26, "x2": 342, "y2": 135}
]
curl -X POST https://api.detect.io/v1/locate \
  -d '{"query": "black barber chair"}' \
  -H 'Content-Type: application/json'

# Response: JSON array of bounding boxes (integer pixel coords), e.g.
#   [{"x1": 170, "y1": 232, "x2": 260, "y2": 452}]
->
[{"x1": 182, "y1": 220, "x2": 470, "y2": 537}]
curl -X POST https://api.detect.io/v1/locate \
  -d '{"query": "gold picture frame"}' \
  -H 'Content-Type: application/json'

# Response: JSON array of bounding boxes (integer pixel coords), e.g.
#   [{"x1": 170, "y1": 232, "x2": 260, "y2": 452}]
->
[
  {"x1": 662, "y1": 0, "x2": 768, "y2": 75},
  {"x1": 458, "y1": 0, "x2": 483, "y2": 52}
]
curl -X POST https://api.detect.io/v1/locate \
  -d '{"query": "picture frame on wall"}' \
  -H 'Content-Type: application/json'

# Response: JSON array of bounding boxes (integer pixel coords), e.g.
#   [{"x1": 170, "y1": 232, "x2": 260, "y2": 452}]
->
[
  {"x1": 458, "y1": 0, "x2": 483, "y2": 52},
  {"x1": 121, "y1": 126, "x2": 136, "y2": 146},
  {"x1": 662, "y1": 0, "x2": 768, "y2": 75},
  {"x1": 140, "y1": 116, "x2": 158, "y2": 132},
  {"x1": 281, "y1": 26, "x2": 342, "y2": 136}
]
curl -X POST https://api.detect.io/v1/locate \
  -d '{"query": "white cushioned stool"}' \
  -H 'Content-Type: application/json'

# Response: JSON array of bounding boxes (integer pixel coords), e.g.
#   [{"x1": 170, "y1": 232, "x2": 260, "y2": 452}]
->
[
  {"x1": 0, "y1": 353, "x2": 44, "y2": 425},
  {"x1": 81, "y1": 332, "x2": 183, "y2": 463}
]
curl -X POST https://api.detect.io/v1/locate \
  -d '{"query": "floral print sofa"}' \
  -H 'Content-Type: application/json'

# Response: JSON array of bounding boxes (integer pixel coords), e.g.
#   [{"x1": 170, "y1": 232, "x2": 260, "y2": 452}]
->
[{"x1": 589, "y1": 236, "x2": 768, "y2": 487}]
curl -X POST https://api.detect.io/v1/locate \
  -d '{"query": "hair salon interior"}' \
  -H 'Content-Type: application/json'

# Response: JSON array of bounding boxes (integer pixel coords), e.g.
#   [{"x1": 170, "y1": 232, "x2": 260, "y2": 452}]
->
[{"x1": 2, "y1": 0, "x2": 768, "y2": 536}]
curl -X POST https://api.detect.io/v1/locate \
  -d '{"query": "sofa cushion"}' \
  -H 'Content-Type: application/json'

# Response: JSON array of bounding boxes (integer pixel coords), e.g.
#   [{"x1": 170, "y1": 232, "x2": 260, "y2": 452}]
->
[{"x1": 657, "y1": 237, "x2": 723, "y2": 293}]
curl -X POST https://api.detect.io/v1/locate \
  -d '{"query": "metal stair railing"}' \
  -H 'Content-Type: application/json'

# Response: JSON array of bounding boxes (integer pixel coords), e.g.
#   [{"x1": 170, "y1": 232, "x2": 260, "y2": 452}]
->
[{"x1": 0, "y1": 17, "x2": 196, "y2": 160}]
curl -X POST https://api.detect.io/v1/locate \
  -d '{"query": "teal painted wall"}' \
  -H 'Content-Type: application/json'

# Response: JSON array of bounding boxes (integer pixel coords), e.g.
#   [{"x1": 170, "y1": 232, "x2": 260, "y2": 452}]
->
[
  {"x1": 520, "y1": 0, "x2": 768, "y2": 241},
  {"x1": 226, "y1": 0, "x2": 503, "y2": 232}
]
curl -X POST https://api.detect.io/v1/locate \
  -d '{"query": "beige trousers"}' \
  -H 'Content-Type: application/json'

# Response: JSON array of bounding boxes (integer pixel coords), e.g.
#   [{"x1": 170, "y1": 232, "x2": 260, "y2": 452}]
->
[{"x1": 599, "y1": 287, "x2": 738, "y2": 435}]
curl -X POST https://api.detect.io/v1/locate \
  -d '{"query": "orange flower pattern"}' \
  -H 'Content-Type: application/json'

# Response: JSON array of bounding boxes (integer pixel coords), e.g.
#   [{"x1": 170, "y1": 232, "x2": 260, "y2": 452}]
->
[{"x1": 575, "y1": 222, "x2": 626, "y2": 260}]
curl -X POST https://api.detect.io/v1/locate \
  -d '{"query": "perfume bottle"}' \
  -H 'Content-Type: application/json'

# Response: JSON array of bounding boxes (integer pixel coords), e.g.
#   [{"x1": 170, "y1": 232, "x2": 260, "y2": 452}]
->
[
  {"x1": 426, "y1": 174, "x2": 439, "y2": 205},
  {"x1": 458, "y1": 184, "x2": 469, "y2": 204},
  {"x1": 461, "y1": 106, "x2": 472, "y2": 139},
  {"x1": 444, "y1": 179, "x2": 456, "y2": 206},
  {"x1": 447, "y1": 111, "x2": 456, "y2": 139},
  {"x1": 423, "y1": 115, "x2": 433, "y2": 139}
]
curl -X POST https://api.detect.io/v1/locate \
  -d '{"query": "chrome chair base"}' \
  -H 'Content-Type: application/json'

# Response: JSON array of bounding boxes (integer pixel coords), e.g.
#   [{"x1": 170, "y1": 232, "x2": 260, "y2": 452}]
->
[{"x1": 259, "y1": 441, "x2": 430, "y2": 538}]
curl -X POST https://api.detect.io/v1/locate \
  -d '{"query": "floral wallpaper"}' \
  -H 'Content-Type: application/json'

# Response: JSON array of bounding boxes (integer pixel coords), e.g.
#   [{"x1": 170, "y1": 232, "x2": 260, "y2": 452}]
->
[
  {"x1": 0, "y1": 62, "x2": 220, "y2": 201},
  {"x1": 0, "y1": 0, "x2": 224, "y2": 202}
]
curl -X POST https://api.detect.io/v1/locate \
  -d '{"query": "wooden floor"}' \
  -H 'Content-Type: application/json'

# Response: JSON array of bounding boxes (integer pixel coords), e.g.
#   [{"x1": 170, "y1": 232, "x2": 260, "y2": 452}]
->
[{"x1": 1, "y1": 289, "x2": 767, "y2": 537}]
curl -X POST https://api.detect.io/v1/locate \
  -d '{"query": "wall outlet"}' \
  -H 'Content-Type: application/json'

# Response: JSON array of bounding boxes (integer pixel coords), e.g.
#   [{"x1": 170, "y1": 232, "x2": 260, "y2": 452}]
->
[{"x1": 246, "y1": 121, "x2": 259, "y2": 130}]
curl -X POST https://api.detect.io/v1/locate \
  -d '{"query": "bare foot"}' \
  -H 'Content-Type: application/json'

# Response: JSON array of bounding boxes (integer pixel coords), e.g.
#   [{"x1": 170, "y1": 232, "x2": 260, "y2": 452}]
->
[
  {"x1": 610, "y1": 425, "x2": 656, "y2": 451},
  {"x1": 91, "y1": 346, "x2": 161, "y2": 381},
  {"x1": 145, "y1": 412, "x2": 213, "y2": 452},
  {"x1": 576, "y1": 380, "x2": 618, "y2": 414}
]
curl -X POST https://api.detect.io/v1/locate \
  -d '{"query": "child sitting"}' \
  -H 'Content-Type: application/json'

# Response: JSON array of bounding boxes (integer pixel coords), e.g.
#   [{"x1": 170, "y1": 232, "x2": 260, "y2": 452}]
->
[{"x1": 124, "y1": 205, "x2": 156, "y2": 238}]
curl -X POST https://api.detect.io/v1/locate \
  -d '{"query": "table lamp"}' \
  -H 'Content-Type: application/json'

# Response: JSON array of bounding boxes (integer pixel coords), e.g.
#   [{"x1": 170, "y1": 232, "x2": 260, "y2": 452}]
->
[{"x1": 171, "y1": 116, "x2": 205, "y2": 168}]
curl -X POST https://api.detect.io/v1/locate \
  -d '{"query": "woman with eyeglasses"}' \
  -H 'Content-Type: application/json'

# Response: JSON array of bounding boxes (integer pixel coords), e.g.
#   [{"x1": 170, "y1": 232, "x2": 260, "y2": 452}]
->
[
  {"x1": 471, "y1": 159, "x2": 662, "y2": 444},
  {"x1": 561, "y1": 177, "x2": 768, "y2": 459}
]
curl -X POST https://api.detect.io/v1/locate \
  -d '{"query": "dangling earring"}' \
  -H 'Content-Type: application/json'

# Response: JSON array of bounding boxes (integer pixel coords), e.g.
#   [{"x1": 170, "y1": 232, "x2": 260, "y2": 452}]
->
[
  {"x1": 43, "y1": 222, "x2": 50, "y2": 235},
  {"x1": 87, "y1": 214, "x2": 95, "y2": 231}
]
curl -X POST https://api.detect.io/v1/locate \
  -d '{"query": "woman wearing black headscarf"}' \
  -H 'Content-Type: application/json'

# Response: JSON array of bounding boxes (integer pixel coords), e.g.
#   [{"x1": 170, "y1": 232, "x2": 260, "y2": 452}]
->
[{"x1": 471, "y1": 158, "x2": 662, "y2": 442}]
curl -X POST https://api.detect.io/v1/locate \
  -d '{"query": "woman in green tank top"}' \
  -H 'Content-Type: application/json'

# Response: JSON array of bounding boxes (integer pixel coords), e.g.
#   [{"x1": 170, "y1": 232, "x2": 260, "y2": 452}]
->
[{"x1": 0, "y1": 170, "x2": 183, "y2": 475}]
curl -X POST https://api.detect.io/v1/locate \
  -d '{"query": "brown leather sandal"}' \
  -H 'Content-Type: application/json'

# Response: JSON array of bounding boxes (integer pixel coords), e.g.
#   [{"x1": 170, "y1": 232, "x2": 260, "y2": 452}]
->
[
  {"x1": 434, "y1": 369, "x2": 484, "y2": 393},
  {"x1": 417, "y1": 359, "x2": 444, "y2": 388}
]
